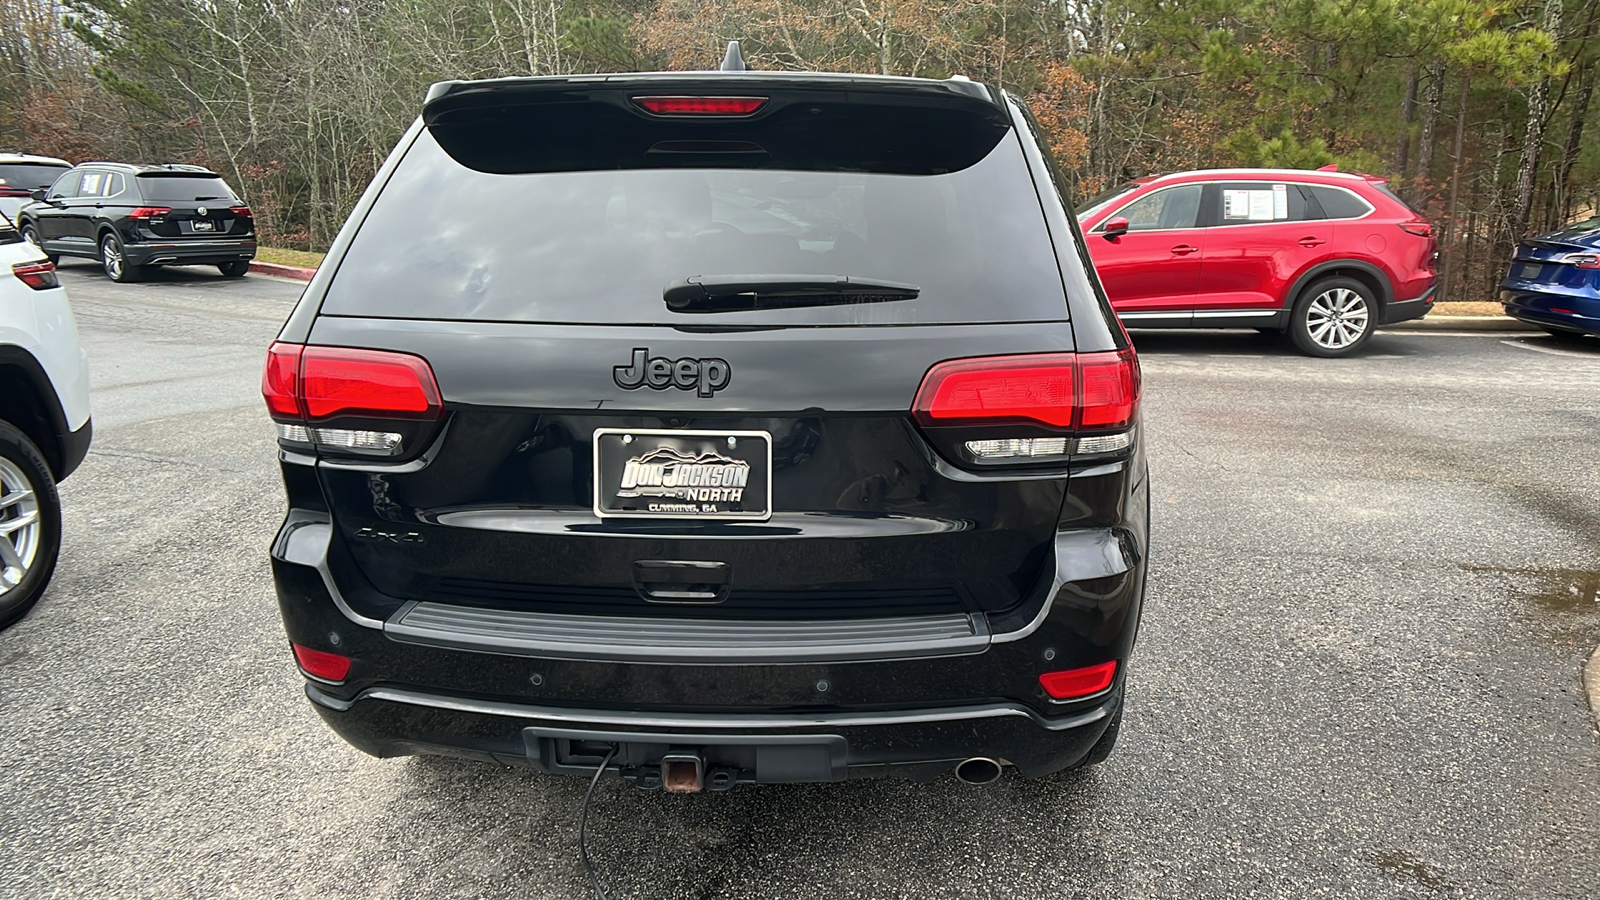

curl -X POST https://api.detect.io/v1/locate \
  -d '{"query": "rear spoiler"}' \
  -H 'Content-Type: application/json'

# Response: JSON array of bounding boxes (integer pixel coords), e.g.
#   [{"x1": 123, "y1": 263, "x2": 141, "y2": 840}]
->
[
  {"x1": 421, "y1": 73, "x2": 1014, "y2": 176},
  {"x1": 1317, "y1": 163, "x2": 1389, "y2": 186},
  {"x1": 423, "y1": 71, "x2": 1003, "y2": 111}
]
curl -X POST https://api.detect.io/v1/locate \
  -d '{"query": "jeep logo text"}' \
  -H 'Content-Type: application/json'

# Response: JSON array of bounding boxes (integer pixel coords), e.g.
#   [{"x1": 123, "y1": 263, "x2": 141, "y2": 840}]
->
[{"x1": 613, "y1": 348, "x2": 731, "y2": 398}]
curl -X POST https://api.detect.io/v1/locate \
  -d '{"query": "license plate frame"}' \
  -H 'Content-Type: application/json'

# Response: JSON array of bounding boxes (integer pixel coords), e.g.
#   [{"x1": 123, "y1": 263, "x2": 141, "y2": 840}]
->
[
  {"x1": 1519, "y1": 262, "x2": 1543, "y2": 279},
  {"x1": 592, "y1": 428, "x2": 772, "y2": 521},
  {"x1": 190, "y1": 219, "x2": 216, "y2": 233}
]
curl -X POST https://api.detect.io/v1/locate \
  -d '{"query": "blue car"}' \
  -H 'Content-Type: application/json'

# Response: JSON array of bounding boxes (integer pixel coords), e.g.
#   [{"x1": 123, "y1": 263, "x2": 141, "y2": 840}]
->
[{"x1": 1501, "y1": 217, "x2": 1600, "y2": 339}]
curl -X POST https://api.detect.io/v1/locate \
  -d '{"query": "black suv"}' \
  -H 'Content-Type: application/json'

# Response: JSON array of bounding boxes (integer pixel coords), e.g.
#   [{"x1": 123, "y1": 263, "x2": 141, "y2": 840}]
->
[
  {"x1": 20, "y1": 163, "x2": 255, "y2": 282},
  {"x1": 263, "y1": 65, "x2": 1150, "y2": 789}
]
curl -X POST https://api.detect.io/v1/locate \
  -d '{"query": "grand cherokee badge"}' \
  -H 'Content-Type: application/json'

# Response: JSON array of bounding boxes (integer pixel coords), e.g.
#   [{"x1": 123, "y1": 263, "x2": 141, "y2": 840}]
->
[{"x1": 614, "y1": 348, "x2": 731, "y2": 398}]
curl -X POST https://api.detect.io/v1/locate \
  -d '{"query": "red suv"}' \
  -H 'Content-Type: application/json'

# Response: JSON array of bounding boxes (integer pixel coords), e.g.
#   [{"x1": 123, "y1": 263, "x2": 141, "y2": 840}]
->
[{"x1": 1077, "y1": 168, "x2": 1437, "y2": 357}]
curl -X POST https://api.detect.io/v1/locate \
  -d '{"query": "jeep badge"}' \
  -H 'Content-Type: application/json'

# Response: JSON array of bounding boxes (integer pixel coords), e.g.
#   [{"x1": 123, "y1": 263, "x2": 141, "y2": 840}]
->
[{"x1": 613, "y1": 348, "x2": 731, "y2": 398}]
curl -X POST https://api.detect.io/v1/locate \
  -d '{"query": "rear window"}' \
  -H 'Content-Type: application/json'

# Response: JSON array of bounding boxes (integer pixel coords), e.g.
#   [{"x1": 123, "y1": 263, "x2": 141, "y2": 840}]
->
[
  {"x1": 1308, "y1": 185, "x2": 1373, "y2": 220},
  {"x1": 0, "y1": 163, "x2": 70, "y2": 192},
  {"x1": 322, "y1": 128, "x2": 1068, "y2": 326},
  {"x1": 1075, "y1": 183, "x2": 1139, "y2": 220},
  {"x1": 135, "y1": 175, "x2": 238, "y2": 203}
]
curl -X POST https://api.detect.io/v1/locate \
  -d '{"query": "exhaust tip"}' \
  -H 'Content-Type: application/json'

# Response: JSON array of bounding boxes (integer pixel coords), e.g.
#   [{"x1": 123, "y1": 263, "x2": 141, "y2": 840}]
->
[{"x1": 954, "y1": 757, "x2": 1003, "y2": 785}]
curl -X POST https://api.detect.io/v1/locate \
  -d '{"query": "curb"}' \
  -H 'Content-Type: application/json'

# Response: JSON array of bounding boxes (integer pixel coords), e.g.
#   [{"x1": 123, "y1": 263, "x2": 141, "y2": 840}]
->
[
  {"x1": 248, "y1": 260, "x2": 317, "y2": 282},
  {"x1": 1383, "y1": 315, "x2": 1527, "y2": 332}
]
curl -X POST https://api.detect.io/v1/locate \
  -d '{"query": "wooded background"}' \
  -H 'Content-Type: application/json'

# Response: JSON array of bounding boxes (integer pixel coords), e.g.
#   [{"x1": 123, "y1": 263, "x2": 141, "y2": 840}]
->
[{"x1": 2, "y1": 0, "x2": 1595, "y2": 301}]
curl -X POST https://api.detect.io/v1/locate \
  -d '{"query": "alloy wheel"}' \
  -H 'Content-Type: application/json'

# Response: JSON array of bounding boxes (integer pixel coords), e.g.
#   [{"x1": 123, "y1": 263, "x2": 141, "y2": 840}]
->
[
  {"x1": 1305, "y1": 288, "x2": 1370, "y2": 350},
  {"x1": 101, "y1": 236, "x2": 123, "y2": 280},
  {"x1": 0, "y1": 456, "x2": 42, "y2": 598}
]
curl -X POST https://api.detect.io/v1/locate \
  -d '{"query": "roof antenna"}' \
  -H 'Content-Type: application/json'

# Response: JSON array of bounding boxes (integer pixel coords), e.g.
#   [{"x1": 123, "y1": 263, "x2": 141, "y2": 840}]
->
[{"x1": 721, "y1": 40, "x2": 747, "y2": 72}]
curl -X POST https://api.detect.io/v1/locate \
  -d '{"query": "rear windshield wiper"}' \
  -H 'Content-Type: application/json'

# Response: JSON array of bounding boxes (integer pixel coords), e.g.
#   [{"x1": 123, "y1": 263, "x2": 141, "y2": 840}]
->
[{"x1": 664, "y1": 275, "x2": 919, "y2": 313}]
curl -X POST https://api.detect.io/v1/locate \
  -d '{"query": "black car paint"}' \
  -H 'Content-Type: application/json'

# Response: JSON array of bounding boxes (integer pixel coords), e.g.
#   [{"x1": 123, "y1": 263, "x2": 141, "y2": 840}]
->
[
  {"x1": 19, "y1": 164, "x2": 256, "y2": 270},
  {"x1": 268, "y1": 74, "x2": 1149, "y2": 785}
]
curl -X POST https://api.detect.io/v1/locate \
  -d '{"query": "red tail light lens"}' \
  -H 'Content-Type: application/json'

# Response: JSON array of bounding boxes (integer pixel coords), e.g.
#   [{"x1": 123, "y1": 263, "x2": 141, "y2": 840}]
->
[
  {"x1": 262, "y1": 342, "x2": 304, "y2": 418},
  {"x1": 129, "y1": 207, "x2": 172, "y2": 220},
  {"x1": 1398, "y1": 220, "x2": 1432, "y2": 237},
  {"x1": 1558, "y1": 252, "x2": 1600, "y2": 270},
  {"x1": 263, "y1": 343, "x2": 442, "y2": 421},
  {"x1": 0, "y1": 186, "x2": 32, "y2": 198},
  {"x1": 914, "y1": 353, "x2": 1076, "y2": 427},
  {"x1": 11, "y1": 260, "x2": 59, "y2": 290},
  {"x1": 263, "y1": 344, "x2": 443, "y2": 457},
  {"x1": 633, "y1": 96, "x2": 768, "y2": 116},
  {"x1": 1039, "y1": 661, "x2": 1117, "y2": 700},
  {"x1": 300, "y1": 347, "x2": 442, "y2": 420},
  {"x1": 1078, "y1": 351, "x2": 1139, "y2": 428},
  {"x1": 291, "y1": 643, "x2": 351, "y2": 682},
  {"x1": 228, "y1": 205, "x2": 252, "y2": 217},
  {"x1": 913, "y1": 349, "x2": 1139, "y2": 431}
]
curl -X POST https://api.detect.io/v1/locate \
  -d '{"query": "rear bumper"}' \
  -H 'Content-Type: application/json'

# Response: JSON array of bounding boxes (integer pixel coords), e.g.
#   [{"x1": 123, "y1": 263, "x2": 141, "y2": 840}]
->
[
  {"x1": 270, "y1": 451, "x2": 1149, "y2": 784},
  {"x1": 305, "y1": 682, "x2": 1119, "y2": 782},
  {"x1": 1382, "y1": 287, "x2": 1435, "y2": 325},
  {"x1": 124, "y1": 238, "x2": 256, "y2": 267},
  {"x1": 59, "y1": 417, "x2": 91, "y2": 481},
  {"x1": 1500, "y1": 289, "x2": 1600, "y2": 336}
]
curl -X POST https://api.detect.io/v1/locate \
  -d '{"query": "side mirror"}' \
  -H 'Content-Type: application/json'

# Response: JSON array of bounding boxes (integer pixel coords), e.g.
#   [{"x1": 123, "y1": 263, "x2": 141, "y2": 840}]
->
[
  {"x1": 1102, "y1": 216, "x2": 1130, "y2": 240},
  {"x1": 30, "y1": 189, "x2": 47, "y2": 202}
]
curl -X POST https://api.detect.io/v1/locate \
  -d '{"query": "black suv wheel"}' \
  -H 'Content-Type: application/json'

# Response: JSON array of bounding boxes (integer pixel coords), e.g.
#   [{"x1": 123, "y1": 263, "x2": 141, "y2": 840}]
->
[
  {"x1": 0, "y1": 421, "x2": 62, "y2": 630},
  {"x1": 100, "y1": 232, "x2": 144, "y2": 283},
  {"x1": 20, "y1": 224, "x2": 58, "y2": 265}
]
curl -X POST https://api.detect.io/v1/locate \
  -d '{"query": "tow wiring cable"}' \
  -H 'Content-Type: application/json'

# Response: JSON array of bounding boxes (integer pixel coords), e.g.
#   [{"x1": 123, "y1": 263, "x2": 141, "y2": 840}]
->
[{"x1": 577, "y1": 744, "x2": 620, "y2": 900}]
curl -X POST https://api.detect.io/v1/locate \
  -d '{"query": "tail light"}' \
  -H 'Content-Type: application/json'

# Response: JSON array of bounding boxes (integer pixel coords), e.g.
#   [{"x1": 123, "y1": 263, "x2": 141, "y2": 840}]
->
[
  {"x1": 1398, "y1": 220, "x2": 1432, "y2": 237},
  {"x1": 228, "y1": 205, "x2": 252, "y2": 218},
  {"x1": 291, "y1": 643, "x2": 352, "y2": 682},
  {"x1": 0, "y1": 186, "x2": 32, "y2": 198},
  {"x1": 11, "y1": 260, "x2": 59, "y2": 290},
  {"x1": 633, "y1": 96, "x2": 768, "y2": 116},
  {"x1": 912, "y1": 349, "x2": 1140, "y2": 466},
  {"x1": 263, "y1": 342, "x2": 443, "y2": 457},
  {"x1": 1557, "y1": 252, "x2": 1600, "y2": 270},
  {"x1": 129, "y1": 207, "x2": 172, "y2": 220},
  {"x1": 1039, "y1": 661, "x2": 1118, "y2": 700}
]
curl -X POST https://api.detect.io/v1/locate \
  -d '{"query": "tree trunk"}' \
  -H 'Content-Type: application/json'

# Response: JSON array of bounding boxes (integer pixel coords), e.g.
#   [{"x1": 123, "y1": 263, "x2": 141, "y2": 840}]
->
[
  {"x1": 1324, "y1": 43, "x2": 1340, "y2": 151},
  {"x1": 1395, "y1": 67, "x2": 1418, "y2": 178},
  {"x1": 1463, "y1": 201, "x2": 1478, "y2": 300},
  {"x1": 1512, "y1": 79, "x2": 1552, "y2": 237},
  {"x1": 1414, "y1": 59, "x2": 1444, "y2": 198},
  {"x1": 1554, "y1": 60, "x2": 1594, "y2": 224},
  {"x1": 1512, "y1": 0, "x2": 1563, "y2": 237},
  {"x1": 1439, "y1": 77, "x2": 1470, "y2": 303}
]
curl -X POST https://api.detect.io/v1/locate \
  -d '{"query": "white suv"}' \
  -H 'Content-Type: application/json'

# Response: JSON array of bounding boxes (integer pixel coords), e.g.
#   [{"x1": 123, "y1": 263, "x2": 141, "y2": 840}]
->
[
  {"x1": 0, "y1": 210, "x2": 91, "y2": 629},
  {"x1": 0, "y1": 153, "x2": 72, "y2": 223}
]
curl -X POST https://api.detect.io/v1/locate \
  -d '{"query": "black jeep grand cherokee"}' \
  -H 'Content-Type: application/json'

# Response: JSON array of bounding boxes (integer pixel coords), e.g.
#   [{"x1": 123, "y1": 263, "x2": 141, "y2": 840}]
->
[{"x1": 263, "y1": 66, "x2": 1149, "y2": 789}]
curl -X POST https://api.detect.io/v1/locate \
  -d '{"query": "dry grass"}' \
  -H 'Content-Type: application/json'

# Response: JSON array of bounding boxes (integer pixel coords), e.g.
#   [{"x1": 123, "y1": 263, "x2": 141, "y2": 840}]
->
[
  {"x1": 1428, "y1": 301, "x2": 1504, "y2": 317},
  {"x1": 256, "y1": 247, "x2": 324, "y2": 269}
]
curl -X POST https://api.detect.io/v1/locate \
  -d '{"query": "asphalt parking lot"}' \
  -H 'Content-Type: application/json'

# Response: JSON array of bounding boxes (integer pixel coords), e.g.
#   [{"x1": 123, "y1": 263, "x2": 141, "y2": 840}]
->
[{"x1": 2, "y1": 261, "x2": 1597, "y2": 899}]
